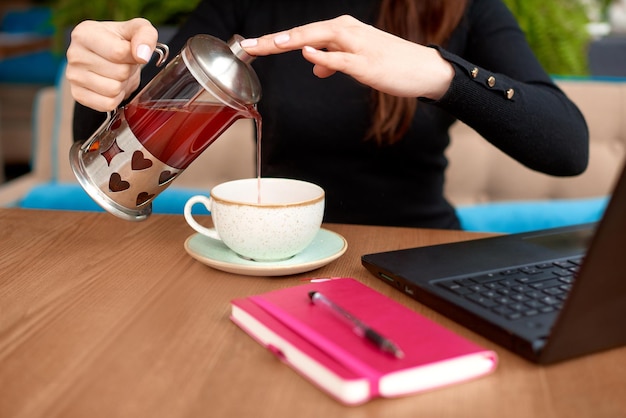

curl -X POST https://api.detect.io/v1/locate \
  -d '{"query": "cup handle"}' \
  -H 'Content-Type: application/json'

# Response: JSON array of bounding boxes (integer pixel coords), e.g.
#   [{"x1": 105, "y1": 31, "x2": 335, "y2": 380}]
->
[{"x1": 184, "y1": 195, "x2": 221, "y2": 241}]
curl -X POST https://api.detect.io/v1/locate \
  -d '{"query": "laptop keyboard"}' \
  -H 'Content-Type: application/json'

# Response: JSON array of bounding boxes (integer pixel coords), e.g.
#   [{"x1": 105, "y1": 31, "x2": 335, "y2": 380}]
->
[{"x1": 437, "y1": 256, "x2": 583, "y2": 320}]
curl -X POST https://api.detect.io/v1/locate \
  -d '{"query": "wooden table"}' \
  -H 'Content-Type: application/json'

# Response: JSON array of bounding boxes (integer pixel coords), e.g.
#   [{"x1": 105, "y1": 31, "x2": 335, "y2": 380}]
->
[{"x1": 1, "y1": 208, "x2": 624, "y2": 418}]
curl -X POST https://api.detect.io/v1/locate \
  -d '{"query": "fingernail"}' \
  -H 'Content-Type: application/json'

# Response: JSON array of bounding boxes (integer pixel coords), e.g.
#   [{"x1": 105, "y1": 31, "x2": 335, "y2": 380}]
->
[
  {"x1": 274, "y1": 33, "x2": 290, "y2": 45},
  {"x1": 136, "y1": 44, "x2": 152, "y2": 62},
  {"x1": 303, "y1": 46, "x2": 317, "y2": 54},
  {"x1": 240, "y1": 38, "x2": 258, "y2": 48}
]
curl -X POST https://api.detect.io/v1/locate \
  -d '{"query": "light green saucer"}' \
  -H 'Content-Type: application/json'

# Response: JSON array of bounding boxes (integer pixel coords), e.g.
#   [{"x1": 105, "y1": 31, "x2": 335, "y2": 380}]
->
[{"x1": 184, "y1": 228, "x2": 348, "y2": 276}]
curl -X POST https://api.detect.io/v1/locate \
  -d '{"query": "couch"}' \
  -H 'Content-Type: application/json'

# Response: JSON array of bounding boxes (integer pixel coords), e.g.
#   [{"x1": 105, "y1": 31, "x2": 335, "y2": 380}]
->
[{"x1": 0, "y1": 64, "x2": 623, "y2": 233}]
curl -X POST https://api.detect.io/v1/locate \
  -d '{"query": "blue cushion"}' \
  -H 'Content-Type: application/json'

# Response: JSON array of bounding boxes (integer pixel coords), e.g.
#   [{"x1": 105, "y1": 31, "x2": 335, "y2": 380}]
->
[
  {"x1": 19, "y1": 183, "x2": 103, "y2": 211},
  {"x1": 0, "y1": 51, "x2": 63, "y2": 84},
  {"x1": 19, "y1": 183, "x2": 210, "y2": 215},
  {"x1": 0, "y1": 7, "x2": 60, "y2": 84},
  {"x1": 456, "y1": 197, "x2": 609, "y2": 234},
  {"x1": 20, "y1": 184, "x2": 609, "y2": 232},
  {"x1": 1, "y1": 7, "x2": 54, "y2": 34}
]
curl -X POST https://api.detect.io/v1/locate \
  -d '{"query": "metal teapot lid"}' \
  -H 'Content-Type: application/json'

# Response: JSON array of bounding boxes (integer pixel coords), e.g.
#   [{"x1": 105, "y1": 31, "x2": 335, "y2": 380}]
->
[{"x1": 182, "y1": 34, "x2": 261, "y2": 109}]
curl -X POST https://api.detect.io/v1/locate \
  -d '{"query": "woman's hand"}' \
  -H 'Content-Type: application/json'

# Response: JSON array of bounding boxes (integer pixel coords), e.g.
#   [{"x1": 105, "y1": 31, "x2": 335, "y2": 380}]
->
[
  {"x1": 241, "y1": 15, "x2": 454, "y2": 100},
  {"x1": 65, "y1": 18, "x2": 158, "y2": 112}
]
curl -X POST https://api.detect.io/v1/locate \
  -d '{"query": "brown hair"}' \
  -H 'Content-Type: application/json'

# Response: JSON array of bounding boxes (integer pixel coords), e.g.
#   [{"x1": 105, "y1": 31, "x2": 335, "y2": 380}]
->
[{"x1": 370, "y1": 0, "x2": 468, "y2": 145}]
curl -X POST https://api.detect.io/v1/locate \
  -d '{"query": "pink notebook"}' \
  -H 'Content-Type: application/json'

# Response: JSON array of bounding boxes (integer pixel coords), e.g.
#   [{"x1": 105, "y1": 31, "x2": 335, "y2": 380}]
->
[{"x1": 230, "y1": 278, "x2": 497, "y2": 405}]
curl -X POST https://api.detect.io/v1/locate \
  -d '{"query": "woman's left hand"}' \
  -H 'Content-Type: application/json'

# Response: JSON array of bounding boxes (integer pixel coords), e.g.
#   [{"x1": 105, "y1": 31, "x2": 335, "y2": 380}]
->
[{"x1": 240, "y1": 15, "x2": 454, "y2": 100}]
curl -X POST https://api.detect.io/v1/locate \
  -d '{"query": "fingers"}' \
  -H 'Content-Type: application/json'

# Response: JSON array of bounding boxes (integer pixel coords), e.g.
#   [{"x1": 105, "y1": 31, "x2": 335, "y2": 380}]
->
[
  {"x1": 66, "y1": 18, "x2": 157, "y2": 111},
  {"x1": 240, "y1": 16, "x2": 366, "y2": 82},
  {"x1": 69, "y1": 19, "x2": 157, "y2": 65},
  {"x1": 239, "y1": 33, "x2": 293, "y2": 56},
  {"x1": 302, "y1": 46, "x2": 337, "y2": 78},
  {"x1": 241, "y1": 15, "x2": 362, "y2": 56},
  {"x1": 67, "y1": 64, "x2": 141, "y2": 112},
  {"x1": 118, "y1": 18, "x2": 159, "y2": 63},
  {"x1": 240, "y1": 14, "x2": 451, "y2": 100}
]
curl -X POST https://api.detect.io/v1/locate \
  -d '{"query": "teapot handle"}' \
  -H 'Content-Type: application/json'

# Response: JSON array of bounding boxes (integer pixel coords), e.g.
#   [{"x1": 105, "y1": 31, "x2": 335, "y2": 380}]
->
[
  {"x1": 153, "y1": 43, "x2": 170, "y2": 66},
  {"x1": 79, "y1": 111, "x2": 112, "y2": 153}
]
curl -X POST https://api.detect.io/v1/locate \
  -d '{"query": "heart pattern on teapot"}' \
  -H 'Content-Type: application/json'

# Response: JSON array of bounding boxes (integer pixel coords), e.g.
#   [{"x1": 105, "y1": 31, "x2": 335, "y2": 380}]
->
[
  {"x1": 136, "y1": 192, "x2": 155, "y2": 206},
  {"x1": 158, "y1": 170, "x2": 177, "y2": 185},
  {"x1": 94, "y1": 138, "x2": 182, "y2": 209},
  {"x1": 132, "y1": 151, "x2": 153, "y2": 170},
  {"x1": 109, "y1": 172, "x2": 130, "y2": 192}
]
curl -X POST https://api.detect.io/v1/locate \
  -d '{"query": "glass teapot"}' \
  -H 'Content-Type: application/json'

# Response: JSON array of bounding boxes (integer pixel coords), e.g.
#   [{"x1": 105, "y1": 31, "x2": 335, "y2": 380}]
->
[{"x1": 69, "y1": 34, "x2": 261, "y2": 221}]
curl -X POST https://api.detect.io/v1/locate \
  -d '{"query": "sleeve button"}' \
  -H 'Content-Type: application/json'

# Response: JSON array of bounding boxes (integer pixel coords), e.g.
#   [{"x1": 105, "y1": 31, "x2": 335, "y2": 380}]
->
[
  {"x1": 487, "y1": 76, "x2": 496, "y2": 87},
  {"x1": 470, "y1": 67, "x2": 479, "y2": 78},
  {"x1": 506, "y1": 88, "x2": 515, "y2": 99}
]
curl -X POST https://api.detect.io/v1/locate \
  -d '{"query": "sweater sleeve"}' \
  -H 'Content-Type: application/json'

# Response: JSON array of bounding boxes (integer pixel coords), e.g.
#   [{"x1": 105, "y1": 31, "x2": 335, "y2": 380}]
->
[{"x1": 426, "y1": 0, "x2": 589, "y2": 177}]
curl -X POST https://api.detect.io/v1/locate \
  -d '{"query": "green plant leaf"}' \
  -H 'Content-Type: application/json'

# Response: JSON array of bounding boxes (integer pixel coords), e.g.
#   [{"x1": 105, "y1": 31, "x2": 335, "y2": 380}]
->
[
  {"x1": 46, "y1": 0, "x2": 201, "y2": 52},
  {"x1": 502, "y1": 0, "x2": 592, "y2": 75}
]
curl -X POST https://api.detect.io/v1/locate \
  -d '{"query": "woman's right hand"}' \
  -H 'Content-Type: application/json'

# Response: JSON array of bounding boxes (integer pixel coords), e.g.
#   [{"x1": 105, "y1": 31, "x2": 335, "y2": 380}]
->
[{"x1": 65, "y1": 18, "x2": 158, "y2": 112}]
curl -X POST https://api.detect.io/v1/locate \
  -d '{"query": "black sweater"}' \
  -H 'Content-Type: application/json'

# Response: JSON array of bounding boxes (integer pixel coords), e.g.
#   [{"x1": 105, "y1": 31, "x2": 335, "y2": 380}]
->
[{"x1": 73, "y1": 0, "x2": 589, "y2": 229}]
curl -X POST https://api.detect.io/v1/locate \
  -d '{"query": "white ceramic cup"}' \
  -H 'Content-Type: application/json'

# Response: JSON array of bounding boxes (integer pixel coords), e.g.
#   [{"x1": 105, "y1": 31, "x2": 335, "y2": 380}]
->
[{"x1": 184, "y1": 178, "x2": 325, "y2": 261}]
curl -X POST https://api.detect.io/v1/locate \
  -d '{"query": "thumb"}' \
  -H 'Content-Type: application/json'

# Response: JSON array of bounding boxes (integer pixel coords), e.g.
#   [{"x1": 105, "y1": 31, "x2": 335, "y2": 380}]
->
[{"x1": 117, "y1": 18, "x2": 159, "y2": 64}]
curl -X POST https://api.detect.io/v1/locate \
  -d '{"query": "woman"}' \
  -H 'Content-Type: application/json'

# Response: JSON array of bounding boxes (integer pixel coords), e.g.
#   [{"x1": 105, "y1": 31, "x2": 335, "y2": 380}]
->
[{"x1": 66, "y1": 0, "x2": 589, "y2": 229}]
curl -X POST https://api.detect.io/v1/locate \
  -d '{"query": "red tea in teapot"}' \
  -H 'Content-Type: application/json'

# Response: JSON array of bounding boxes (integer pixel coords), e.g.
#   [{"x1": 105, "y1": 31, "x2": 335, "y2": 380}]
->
[{"x1": 125, "y1": 100, "x2": 255, "y2": 169}]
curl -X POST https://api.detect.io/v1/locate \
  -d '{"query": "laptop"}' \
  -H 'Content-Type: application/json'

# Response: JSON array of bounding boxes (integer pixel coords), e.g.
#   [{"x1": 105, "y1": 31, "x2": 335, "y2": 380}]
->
[{"x1": 362, "y1": 162, "x2": 626, "y2": 364}]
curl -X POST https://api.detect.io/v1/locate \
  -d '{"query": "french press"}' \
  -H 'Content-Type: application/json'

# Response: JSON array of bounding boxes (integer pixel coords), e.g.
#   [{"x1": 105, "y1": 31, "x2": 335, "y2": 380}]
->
[{"x1": 69, "y1": 34, "x2": 261, "y2": 221}]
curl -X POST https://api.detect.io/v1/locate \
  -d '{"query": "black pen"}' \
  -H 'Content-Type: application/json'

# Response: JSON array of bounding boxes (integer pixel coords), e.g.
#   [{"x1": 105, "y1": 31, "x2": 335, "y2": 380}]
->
[{"x1": 308, "y1": 290, "x2": 404, "y2": 359}]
